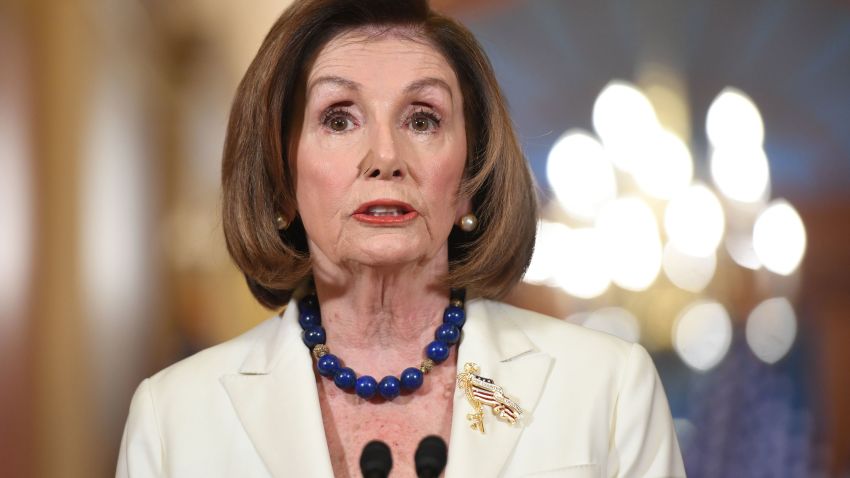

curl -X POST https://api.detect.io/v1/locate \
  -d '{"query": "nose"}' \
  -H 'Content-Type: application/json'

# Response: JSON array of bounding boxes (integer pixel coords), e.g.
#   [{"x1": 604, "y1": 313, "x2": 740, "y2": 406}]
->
[{"x1": 362, "y1": 122, "x2": 406, "y2": 180}]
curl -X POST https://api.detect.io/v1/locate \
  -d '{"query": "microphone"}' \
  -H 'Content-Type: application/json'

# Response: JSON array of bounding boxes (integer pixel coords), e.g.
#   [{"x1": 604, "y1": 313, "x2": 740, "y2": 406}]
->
[
  {"x1": 415, "y1": 435, "x2": 448, "y2": 478},
  {"x1": 360, "y1": 440, "x2": 393, "y2": 478}
]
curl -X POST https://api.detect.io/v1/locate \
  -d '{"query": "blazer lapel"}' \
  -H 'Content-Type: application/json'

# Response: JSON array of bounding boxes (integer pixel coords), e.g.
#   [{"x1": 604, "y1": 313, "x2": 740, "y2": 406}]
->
[
  {"x1": 219, "y1": 298, "x2": 552, "y2": 477},
  {"x1": 220, "y1": 304, "x2": 335, "y2": 477},
  {"x1": 445, "y1": 300, "x2": 554, "y2": 478}
]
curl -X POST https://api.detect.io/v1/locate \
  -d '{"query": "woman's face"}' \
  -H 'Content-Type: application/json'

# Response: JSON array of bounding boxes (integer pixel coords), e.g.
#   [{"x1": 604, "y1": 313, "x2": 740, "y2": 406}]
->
[{"x1": 292, "y1": 30, "x2": 468, "y2": 269}]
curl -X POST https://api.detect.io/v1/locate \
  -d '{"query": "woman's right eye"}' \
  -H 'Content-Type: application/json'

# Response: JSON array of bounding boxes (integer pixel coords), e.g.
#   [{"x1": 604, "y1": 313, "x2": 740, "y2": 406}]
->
[
  {"x1": 321, "y1": 108, "x2": 356, "y2": 133},
  {"x1": 329, "y1": 117, "x2": 348, "y2": 131}
]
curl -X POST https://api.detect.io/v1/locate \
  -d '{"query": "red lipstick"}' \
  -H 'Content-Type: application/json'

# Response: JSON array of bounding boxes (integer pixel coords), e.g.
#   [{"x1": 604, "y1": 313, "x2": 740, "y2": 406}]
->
[{"x1": 353, "y1": 199, "x2": 419, "y2": 225}]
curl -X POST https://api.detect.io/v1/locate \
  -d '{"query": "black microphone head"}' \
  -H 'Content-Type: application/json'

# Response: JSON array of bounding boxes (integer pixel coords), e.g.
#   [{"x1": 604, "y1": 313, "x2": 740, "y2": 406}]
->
[
  {"x1": 360, "y1": 440, "x2": 392, "y2": 478},
  {"x1": 415, "y1": 435, "x2": 448, "y2": 478}
]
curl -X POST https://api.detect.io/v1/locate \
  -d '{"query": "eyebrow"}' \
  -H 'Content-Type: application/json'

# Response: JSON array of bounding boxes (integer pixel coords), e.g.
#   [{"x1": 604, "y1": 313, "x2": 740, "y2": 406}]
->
[
  {"x1": 306, "y1": 75, "x2": 453, "y2": 100},
  {"x1": 403, "y1": 77, "x2": 454, "y2": 100},
  {"x1": 307, "y1": 75, "x2": 361, "y2": 95}
]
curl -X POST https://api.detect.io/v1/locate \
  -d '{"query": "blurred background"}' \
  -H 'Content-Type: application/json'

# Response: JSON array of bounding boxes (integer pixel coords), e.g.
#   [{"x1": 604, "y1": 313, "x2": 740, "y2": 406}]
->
[{"x1": 1, "y1": 0, "x2": 849, "y2": 476}]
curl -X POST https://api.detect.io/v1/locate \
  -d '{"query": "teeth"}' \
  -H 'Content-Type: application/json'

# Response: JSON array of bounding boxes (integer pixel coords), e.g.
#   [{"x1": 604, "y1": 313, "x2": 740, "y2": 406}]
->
[{"x1": 367, "y1": 206, "x2": 404, "y2": 216}]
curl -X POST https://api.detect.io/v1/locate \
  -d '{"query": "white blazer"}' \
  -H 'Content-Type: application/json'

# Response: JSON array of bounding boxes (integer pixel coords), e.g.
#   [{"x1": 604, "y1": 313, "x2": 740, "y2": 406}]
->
[{"x1": 117, "y1": 299, "x2": 686, "y2": 477}]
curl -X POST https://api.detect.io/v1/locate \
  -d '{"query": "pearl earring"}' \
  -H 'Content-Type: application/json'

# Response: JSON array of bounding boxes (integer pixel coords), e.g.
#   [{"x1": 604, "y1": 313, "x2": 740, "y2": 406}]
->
[
  {"x1": 275, "y1": 215, "x2": 289, "y2": 230},
  {"x1": 459, "y1": 213, "x2": 478, "y2": 232}
]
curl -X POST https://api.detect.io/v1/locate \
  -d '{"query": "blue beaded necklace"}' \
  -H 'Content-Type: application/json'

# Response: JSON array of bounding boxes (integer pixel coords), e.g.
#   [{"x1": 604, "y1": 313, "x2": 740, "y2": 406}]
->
[{"x1": 297, "y1": 288, "x2": 467, "y2": 400}]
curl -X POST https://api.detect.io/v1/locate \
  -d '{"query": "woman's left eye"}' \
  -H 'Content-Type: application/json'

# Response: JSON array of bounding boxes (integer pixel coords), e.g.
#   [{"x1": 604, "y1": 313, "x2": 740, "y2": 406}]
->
[{"x1": 407, "y1": 110, "x2": 441, "y2": 134}]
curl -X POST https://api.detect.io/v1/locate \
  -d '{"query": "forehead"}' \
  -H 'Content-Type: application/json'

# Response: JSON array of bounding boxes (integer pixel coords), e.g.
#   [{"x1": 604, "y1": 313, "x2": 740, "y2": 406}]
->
[{"x1": 305, "y1": 29, "x2": 460, "y2": 96}]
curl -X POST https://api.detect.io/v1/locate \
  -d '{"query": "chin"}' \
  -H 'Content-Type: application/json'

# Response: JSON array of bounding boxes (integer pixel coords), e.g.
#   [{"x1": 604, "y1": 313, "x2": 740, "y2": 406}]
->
[{"x1": 352, "y1": 236, "x2": 428, "y2": 267}]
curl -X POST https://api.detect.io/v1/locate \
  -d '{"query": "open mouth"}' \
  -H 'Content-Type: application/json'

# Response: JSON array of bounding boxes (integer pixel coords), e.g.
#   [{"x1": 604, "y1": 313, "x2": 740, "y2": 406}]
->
[
  {"x1": 353, "y1": 200, "x2": 418, "y2": 224},
  {"x1": 363, "y1": 205, "x2": 410, "y2": 216}
]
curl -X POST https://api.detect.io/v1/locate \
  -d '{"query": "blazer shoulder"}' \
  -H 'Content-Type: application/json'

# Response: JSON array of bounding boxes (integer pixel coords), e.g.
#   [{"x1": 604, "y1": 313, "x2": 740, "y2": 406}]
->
[
  {"x1": 482, "y1": 299, "x2": 635, "y2": 361},
  {"x1": 147, "y1": 315, "x2": 281, "y2": 390}
]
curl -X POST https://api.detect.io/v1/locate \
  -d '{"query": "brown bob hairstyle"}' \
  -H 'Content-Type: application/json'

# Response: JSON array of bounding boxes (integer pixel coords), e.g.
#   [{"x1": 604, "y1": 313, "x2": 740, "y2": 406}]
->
[{"x1": 222, "y1": 0, "x2": 537, "y2": 309}]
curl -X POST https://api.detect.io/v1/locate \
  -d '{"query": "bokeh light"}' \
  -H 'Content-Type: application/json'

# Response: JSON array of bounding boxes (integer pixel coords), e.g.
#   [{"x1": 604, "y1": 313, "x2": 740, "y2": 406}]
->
[
  {"x1": 746, "y1": 297, "x2": 797, "y2": 364},
  {"x1": 710, "y1": 146, "x2": 771, "y2": 203},
  {"x1": 725, "y1": 231, "x2": 762, "y2": 270},
  {"x1": 0, "y1": 79, "x2": 33, "y2": 322},
  {"x1": 673, "y1": 301, "x2": 733, "y2": 371},
  {"x1": 524, "y1": 220, "x2": 571, "y2": 286},
  {"x1": 552, "y1": 227, "x2": 612, "y2": 299},
  {"x1": 546, "y1": 130, "x2": 617, "y2": 222},
  {"x1": 664, "y1": 183, "x2": 726, "y2": 257},
  {"x1": 596, "y1": 197, "x2": 662, "y2": 291},
  {"x1": 631, "y1": 129, "x2": 694, "y2": 200},
  {"x1": 753, "y1": 200, "x2": 807, "y2": 275},
  {"x1": 662, "y1": 242, "x2": 717, "y2": 293},
  {"x1": 593, "y1": 80, "x2": 660, "y2": 172},
  {"x1": 706, "y1": 87, "x2": 765, "y2": 149},
  {"x1": 582, "y1": 307, "x2": 641, "y2": 343}
]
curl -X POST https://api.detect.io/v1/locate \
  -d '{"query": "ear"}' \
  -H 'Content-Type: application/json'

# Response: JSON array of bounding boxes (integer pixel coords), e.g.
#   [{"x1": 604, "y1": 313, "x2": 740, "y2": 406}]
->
[{"x1": 454, "y1": 197, "x2": 472, "y2": 222}]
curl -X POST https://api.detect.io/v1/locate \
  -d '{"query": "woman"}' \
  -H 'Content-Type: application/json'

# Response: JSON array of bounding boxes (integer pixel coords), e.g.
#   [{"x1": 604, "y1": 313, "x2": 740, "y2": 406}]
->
[{"x1": 117, "y1": 0, "x2": 685, "y2": 476}]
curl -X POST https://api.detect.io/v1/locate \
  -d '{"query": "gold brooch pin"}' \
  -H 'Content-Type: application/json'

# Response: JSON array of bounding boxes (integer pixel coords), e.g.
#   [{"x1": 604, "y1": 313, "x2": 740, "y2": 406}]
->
[{"x1": 456, "y1": 362, "x2": 524, "y2": 433}]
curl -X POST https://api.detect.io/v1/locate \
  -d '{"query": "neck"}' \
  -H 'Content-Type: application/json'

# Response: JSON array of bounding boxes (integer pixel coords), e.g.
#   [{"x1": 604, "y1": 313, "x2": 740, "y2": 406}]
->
[{"x1": 308, "y1": 245, "x2": 453, "y2": 378}]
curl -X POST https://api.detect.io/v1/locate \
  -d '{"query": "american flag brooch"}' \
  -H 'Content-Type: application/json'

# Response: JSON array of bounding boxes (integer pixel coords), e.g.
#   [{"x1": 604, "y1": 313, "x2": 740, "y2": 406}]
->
[{"x1": 456, "y1": 362, "x2": 524, "y2": 433}]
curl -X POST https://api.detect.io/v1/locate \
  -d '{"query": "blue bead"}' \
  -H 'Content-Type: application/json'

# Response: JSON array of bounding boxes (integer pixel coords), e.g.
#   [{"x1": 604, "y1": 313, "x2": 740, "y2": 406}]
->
[
  {"x1": 299, "y1": 294, "x2": 318, "y2": 310},
  {"x1": 316, "y1": 354, "x2": 340, "y2": 376},
  {"x1": 298, "y1": 307, "x2": 321, "y2": 329},
  {"x1": 435, "y1": 323, "x2": 460, "y2": 344},
  {"x1": 333, "y1": 367, "x2": 356, "y2": 389},
  {"x1": 426, "y1": 340, "x2": 450, "y2": 362},
  {"x1": 378, "y1": 376, "x2": 401, "y2": 400},
  {"x1": 443, "y1": 306, "x2": 466, "y2": 328},
  {"x1": 301, "y1": 326, "x2": 326, "y2": 347},
  {"x1": 355, "y1": 375, "x2": 378, "y2": 399},
  {"x1": 400, "y1": 367, "x2": 424, "y2": 390}
]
